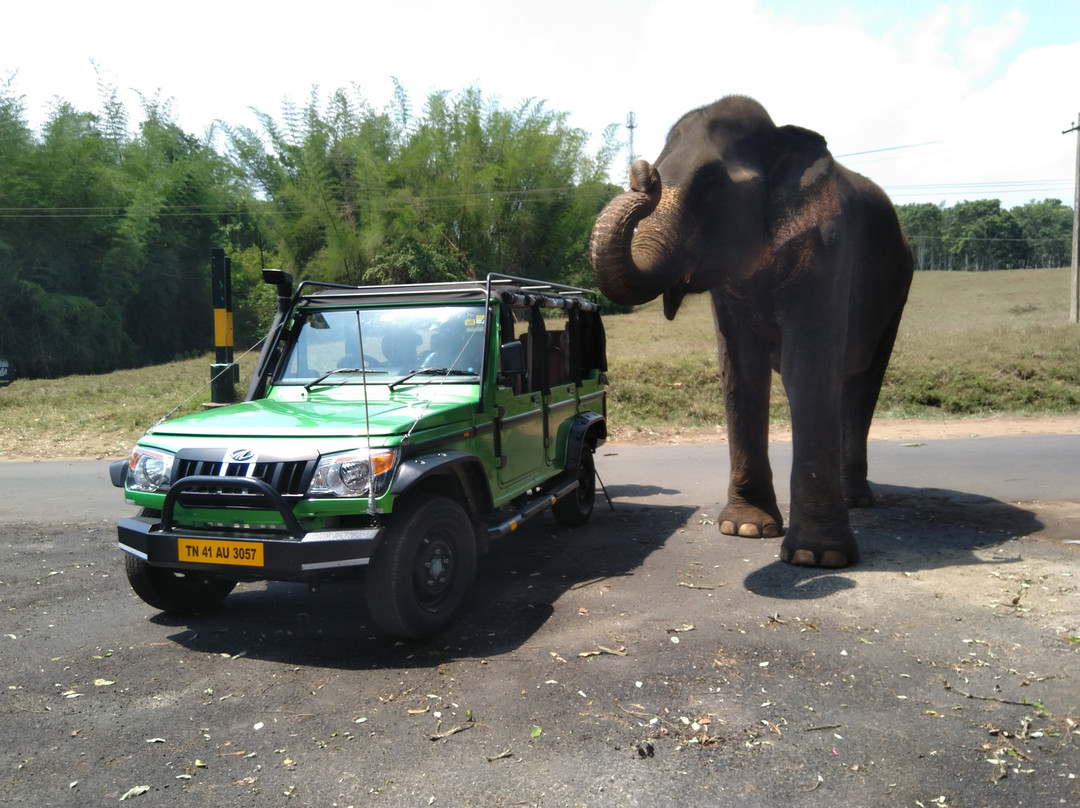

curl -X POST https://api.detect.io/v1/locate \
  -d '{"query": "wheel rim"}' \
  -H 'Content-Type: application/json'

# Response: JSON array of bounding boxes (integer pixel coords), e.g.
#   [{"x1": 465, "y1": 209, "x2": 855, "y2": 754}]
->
[{"x1": 413, "y1": 534, "x2": 455, "y2": 610}]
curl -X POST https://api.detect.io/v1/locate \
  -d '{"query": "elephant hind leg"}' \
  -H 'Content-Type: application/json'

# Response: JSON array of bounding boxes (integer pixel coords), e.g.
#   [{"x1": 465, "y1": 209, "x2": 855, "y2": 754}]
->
[{"x1": 841, "y1": 306, "x2": 906, "y2": 508}]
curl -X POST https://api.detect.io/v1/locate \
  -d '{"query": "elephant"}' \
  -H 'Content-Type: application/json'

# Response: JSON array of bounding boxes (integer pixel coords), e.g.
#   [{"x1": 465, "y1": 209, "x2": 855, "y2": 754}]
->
[{"x1": 590, "y1": 95, "x2": 913, "y2": 568}]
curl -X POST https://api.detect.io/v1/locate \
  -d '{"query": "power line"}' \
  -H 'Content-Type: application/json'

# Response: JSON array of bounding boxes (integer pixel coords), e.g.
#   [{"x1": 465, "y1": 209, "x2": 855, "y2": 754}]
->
[{"x1": 836, "y1": 140, "x2": 943, "y2": 158}]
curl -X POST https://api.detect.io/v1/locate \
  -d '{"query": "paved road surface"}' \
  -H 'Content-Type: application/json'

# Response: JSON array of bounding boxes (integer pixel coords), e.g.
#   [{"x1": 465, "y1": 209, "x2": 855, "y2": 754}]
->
[
  {"x1": 3, "y1": 434, "x2": 1076, "y2": 523},
  {"x1": 2, "y1": 436, "x2": 1078, "y2": 807}
]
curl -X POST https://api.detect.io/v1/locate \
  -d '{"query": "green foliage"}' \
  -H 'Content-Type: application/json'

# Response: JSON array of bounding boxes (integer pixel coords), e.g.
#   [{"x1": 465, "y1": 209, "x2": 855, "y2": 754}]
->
[
  {"x1": 896, "y1": 198, "x2": 1073, "y2": 271},
  {"x1": 1, "y1": 80, "x2": 621, "y2": 379},
  {"x1": 0, "y1": 83, "x2": 248, "y2": 377},
  {"x1": 228, "y1": 85, "x2": 620, "y2": 287}
]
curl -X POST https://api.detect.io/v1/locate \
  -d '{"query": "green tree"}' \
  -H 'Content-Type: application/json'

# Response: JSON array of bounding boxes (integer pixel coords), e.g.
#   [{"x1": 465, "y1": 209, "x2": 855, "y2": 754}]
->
[
  {"x1": 943, "y1": 200, "x2": 1025, "y2": 271},
  {"x1": 0, "y1": 84, "x2": 246, "y2": 377},
  {"x1": 0, "y1": 98, "x2": 137, "y2": 376},
  {"x1": 1012, "y1": 199, "x2": 1072, "y2": 268},
  {"x1": 118, "y1": 100, "x2": 242, "y2": 365},
  {"x1": 2, "y1": 80, "x2": 620, "y2": 379},
  {"x1": 895, "y1": 202, "x2": 944, "y2": 271},
  {"x1": 231, "y1": 85, "x2": 619, "y2": 287}
]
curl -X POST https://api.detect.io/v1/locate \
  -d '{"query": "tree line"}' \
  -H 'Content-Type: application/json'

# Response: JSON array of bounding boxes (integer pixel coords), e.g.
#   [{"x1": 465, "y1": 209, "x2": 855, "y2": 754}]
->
[
  {"x1": 895, "y1": 199, "x2": 1073, "y2": 272},
  {"x1": 1, "y1": 80, "x2": 619, "y2": 379},
  {"x1": 0, "y1": 76, "x2": 1073, "y2": 380}
]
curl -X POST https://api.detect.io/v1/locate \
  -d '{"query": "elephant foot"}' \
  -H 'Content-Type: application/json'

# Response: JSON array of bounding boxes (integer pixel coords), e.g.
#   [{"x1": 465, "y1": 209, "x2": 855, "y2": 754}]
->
[
  {"x1": 843, "y1": 480, "x2": 874, "y2": 509},
  {"x1": 719, "y1": 503, "x2": 783, "y2": 539},
  {"x1": 779, "y1": 523, "x2": 859, "y2": 568}
]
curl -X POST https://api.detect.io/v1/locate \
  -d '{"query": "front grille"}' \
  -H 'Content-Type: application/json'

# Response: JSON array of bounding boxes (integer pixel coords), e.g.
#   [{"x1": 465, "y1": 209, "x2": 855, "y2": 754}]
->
[{"x1": 173, "y1": 458, "x2": 314, "y2": 498}]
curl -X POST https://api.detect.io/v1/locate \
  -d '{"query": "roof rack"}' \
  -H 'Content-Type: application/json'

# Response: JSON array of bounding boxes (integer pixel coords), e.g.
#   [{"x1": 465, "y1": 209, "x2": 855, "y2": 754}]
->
[{"x1": 293, "y1": 273, "x2": 599, "y2": 311}]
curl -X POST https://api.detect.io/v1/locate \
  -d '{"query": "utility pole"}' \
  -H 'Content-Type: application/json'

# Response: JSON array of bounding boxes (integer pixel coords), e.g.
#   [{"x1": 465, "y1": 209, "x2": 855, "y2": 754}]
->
[
  {"x1": 626, "y1": 112, "x2": 637, "y2": 187},
  {"x1": 1066, "y1": 116, "x2": 1080, "y2": 324}
]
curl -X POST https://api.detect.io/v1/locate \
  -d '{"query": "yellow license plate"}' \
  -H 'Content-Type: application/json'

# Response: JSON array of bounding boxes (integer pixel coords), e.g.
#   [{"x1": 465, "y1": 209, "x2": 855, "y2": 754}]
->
[{"x1": 178, "y1": 538, "x2": 264, "y2": 567}]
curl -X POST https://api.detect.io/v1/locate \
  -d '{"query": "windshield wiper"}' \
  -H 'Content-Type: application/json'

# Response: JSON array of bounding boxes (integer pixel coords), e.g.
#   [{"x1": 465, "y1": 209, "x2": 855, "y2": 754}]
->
[
  {"x1": 304, "y1": 367, "x2": 387, "y2": 390},
  {"x1": 388, "y1": 368, "x2": 476, "y2": 391}
]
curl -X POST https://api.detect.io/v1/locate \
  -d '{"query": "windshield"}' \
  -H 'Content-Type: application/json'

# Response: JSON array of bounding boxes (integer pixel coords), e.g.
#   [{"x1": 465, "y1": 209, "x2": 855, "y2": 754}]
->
[{"x1": 274, "y1": 304, "x2": 487, "y2": 387}]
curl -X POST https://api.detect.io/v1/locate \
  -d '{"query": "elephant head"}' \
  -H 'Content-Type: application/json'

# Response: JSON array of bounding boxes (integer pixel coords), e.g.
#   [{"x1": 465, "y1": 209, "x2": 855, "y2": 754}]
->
[{"x1": 590, "y1": 96, "x2": 841, "y2": 318}]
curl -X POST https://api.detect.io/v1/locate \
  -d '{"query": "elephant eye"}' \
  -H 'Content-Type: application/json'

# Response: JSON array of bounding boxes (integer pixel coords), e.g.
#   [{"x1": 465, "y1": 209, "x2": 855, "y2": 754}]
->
[{"x1": 688, "y1": 164, "x2": 727, "y2": 203}]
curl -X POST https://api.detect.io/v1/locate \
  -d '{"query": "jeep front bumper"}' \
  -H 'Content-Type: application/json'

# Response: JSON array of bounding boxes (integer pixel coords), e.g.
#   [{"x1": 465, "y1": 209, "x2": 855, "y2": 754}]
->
[
  {"x1": 117, "y1": 474, "x2": 384, "y2": 581},
  {"x1": 118, "y1": 516, "x2": 382, "y2": 580}
]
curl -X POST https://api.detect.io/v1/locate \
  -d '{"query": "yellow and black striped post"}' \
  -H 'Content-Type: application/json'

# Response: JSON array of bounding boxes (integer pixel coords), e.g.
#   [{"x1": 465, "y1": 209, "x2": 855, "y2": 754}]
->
[{"x1": 210, "y1": 248, "x2": 236, "y2": 403}]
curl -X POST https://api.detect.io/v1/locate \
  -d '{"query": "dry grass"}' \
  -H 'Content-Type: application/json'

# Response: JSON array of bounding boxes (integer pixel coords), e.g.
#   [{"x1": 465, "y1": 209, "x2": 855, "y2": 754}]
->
[
  {"x1": 0, "y1": 353, "x2": 256, "y2": 460},
  {"x1": 605, "y1": 267, "x2": 1080, "y2": 432}
]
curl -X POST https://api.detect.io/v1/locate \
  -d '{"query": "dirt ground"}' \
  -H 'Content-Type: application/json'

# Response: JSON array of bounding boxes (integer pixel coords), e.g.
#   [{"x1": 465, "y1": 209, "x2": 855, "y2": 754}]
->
[
  {"x1": 610, "y1": 413, "x2": 1080, "y2": 446},
  {"x1": 2, "y1": 418, "x2": 1079, "y2": 807}
]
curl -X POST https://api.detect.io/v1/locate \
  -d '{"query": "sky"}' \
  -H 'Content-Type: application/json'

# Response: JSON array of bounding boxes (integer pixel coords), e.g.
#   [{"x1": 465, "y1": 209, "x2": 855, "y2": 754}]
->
[{"x1": 4, "y1": 0, "x2": 1079, "y2": 209}]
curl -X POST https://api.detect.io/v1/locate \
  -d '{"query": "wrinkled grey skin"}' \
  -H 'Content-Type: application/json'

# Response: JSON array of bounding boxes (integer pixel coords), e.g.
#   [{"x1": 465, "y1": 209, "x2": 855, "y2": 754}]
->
[{"x1": 590, "y1": 96, "x2": 913, "y2": 568}]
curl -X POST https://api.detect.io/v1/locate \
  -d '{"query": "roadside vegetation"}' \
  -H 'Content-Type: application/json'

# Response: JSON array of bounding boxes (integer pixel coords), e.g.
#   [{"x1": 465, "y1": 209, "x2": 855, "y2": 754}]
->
[{"x1": 2, "y1": 268, "x2": 1077, "y2": 460}]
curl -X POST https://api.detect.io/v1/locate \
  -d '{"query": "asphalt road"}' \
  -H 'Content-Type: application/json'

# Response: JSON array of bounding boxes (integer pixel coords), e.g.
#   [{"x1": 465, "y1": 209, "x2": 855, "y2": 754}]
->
[
  {"x1": 4, "y1": 435, "x2": 1079, "y2": 524},
  {"x1": 2, "y1": 436, "x2": 1079, "y2": 806}
]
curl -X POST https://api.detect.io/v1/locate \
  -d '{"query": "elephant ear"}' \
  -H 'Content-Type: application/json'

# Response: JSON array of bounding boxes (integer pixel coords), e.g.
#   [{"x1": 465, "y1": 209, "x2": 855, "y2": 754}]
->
[{"x1": 765, "y1": 125, "x2": 841, "y2": 254}]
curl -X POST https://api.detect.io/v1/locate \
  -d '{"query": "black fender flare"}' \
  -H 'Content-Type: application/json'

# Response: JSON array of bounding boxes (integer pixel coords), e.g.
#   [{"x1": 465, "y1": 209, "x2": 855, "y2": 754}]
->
[
  {"x1": 390, "y1": 450, "x2": 494, "y2": 514},
  {"x1": 560, "y1": 412, "x2": 607, "y2": 473}
]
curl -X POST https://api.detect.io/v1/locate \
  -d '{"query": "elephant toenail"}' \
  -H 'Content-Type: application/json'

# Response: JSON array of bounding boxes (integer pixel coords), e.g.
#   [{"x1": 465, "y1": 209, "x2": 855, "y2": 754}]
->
[
  {"x1": 738, "y1": 523, "x2": 763, "y2": 537},
  {"x1": 720, "y1": 520, "x2": 737, "y2": 535},
  {"x1": 820, "y1": 550, "x2": 849, "y2": 568},
  {"x1": 790, "y1": 549, "x2": 817, "y2": 566}
]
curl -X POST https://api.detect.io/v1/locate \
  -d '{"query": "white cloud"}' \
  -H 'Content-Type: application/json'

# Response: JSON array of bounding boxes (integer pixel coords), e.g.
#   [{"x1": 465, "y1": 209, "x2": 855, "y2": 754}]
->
[{"x1": 3, "y1": 0, "x2": 1075, "y2": 207}]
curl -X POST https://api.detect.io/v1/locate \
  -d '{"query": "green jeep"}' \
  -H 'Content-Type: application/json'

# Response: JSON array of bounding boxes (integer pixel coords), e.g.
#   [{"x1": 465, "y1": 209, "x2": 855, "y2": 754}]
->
[{"x1": 111, "y1": 272, "x2": 608, "y2": 639}]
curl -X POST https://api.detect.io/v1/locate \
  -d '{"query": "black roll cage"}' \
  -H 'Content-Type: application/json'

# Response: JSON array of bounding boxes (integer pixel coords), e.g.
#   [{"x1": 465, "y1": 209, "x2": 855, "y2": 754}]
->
[{"x1": 245, "y1": 273, "x2": 605, "y2": 406}]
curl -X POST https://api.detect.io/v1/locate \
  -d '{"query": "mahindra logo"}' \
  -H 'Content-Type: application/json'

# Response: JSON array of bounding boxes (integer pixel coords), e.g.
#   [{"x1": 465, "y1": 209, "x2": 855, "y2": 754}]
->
[{"x1": 228, "y1": 449, "x2": 255, "y2": 463}]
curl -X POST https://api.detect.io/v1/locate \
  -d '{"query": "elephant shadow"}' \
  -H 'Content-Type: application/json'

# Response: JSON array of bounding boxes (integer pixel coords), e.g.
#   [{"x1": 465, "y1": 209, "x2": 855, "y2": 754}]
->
[
  {"x1": 743, "y1": 483, "x2": 1045, "y2": 600},
  {"x1": 159, "y1": 500, "x2": 694, "y2": 670}
]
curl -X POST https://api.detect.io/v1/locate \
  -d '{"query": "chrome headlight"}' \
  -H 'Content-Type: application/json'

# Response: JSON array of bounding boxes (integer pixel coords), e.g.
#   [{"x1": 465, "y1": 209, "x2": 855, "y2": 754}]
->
[
  {"x1": 127, "y1": 447, "x2": 175, "y2": 493},
  {"x1": 309, "y1": 449, "x2": 396, "y2": 498}
]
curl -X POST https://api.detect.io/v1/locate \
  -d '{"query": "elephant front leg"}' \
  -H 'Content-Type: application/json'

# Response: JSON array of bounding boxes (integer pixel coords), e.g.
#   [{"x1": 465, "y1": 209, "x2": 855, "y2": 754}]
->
[{"x1": 713, "y1": 300, "x2": 783, "y2": 539}]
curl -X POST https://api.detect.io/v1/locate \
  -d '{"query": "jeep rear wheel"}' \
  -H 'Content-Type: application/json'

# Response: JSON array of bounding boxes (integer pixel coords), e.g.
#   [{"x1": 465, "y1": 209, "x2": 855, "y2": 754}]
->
[
  {"x1": 553, "y1": 450, "x2": 596, "y2": 527},
  {"x1": 365, "y1": 496, "x2": 477, "y2": 640},
  {"x1": 124, "y1": 554, "x2": 236, "y2": 614}
]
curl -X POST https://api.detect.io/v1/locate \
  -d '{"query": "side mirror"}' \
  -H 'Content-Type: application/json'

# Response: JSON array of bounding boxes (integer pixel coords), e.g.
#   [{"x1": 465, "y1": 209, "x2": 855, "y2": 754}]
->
[{"x1": 499, "y1": 340, "x2": 526, "y2": 377}]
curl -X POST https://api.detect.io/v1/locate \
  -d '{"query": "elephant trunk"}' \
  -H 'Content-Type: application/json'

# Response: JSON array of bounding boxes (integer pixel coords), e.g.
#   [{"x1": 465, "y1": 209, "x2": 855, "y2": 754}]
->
[{"x1": 590, "y1": 160, "x2": 685, "y2": 306}]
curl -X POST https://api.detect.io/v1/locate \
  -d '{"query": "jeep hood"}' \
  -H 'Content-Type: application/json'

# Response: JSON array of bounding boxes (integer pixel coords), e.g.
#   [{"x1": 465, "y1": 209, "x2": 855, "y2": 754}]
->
[{"x1": 146, "y1": 397, "x2": 467, "y2": 439}]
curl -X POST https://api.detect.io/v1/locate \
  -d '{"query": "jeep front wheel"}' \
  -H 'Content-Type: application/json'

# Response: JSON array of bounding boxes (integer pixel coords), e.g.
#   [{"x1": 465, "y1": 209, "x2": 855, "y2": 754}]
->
[
  {"x1": 124, "y1": 554, "x2": 237, "y2": 614},
  {"x1": 365, "y1": 496, "x2": 477, "y2": 639}
]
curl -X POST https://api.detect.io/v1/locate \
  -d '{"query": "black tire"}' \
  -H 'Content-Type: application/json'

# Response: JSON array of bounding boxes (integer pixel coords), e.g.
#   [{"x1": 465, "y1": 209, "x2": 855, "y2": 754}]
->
[
  {"x1": 553, "y1": 449, "x2": 596, "y2": 527},
  {"x1": 365, "y1": 496, "x2": 477, "y2": 640},
  {"x1": 124, "y1": 553, "x2": 236, "y2": 614}
]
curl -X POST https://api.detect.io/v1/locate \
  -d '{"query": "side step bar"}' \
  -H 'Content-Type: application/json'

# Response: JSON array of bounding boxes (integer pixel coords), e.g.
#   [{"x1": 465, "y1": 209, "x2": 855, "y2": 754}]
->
[{"x1": 486, "y1": 477, "x2": 579, "y2": 540}]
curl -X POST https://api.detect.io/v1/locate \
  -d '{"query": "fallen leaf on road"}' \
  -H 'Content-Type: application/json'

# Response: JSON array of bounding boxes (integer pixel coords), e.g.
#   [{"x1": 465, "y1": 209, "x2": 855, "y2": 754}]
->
[{"x1": 119, "y1": 785, "x2": 150, "y2": 800}]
